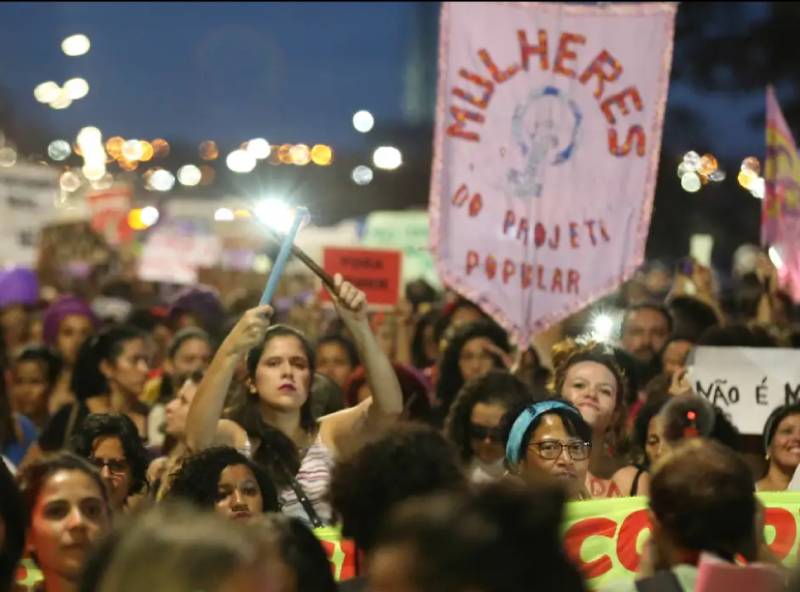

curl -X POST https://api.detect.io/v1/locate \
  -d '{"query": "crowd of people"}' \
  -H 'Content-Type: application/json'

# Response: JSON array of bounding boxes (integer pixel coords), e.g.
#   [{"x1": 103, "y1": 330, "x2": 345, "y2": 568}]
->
[{"x1": 0, "y1": 242, "x2": 798, "y2": 592}]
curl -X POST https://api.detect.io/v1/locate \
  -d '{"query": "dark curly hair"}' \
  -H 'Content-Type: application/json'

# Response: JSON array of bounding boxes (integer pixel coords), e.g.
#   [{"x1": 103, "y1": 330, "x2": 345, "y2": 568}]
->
[
  {"x1": 329, "y1": 423, "x2": 466, "y2": 552},
  {"x1": 69, "y1": 413, "x2": 150, "y2": 497},
  {"x1": 445, "y1": 370, "x2": 533, "y2": 463},
  {"x1": 633, "y1": 396, "x2": 668, "y2": 468},
  {"x1": 14, "y1": 345, "x2": 63, "y2": 386},
  {"x1": 166, "y1": 446, "x2": 279, "y2": 513},
  {"x1": 343, "y1": 363, "x2": 433, "y2": 423},
  {"x1": 375, "y1": 481, "x2": 586, "y2": 592},
  {"x1": 315, "y1": 334, "x2": 359, "y2": 369},
  {"x1": 411, "y1": 308, "x2": 441, "y2": 369},
  {"x1": 435, "y1": 319, "x2": 511, "y2": 422}
]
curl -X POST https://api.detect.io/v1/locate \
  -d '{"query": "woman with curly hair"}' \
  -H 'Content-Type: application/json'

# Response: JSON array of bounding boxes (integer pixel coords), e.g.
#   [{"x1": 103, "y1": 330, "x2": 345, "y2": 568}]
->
[
  {"x1": 167, "y1": 446, "x2": 279, "y2": 521},
  {"x1": 69, "y1": 413, "x2": 150, "y2": 512},
  {"x1": 444, "y1": 370, "x2": 532, "y2": 483},
  {"x1": 433, "y1": 319, "x2": 512, "y2": 426},
  {"x1": 551, "y1": 339, "x2": 645, "y2": 498}
]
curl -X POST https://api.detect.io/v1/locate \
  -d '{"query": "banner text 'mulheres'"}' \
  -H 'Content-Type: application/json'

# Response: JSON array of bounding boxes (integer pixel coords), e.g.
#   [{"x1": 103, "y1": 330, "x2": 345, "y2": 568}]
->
[{"x1": 447, "y1": 29, "x2": 645, "y2": 157}]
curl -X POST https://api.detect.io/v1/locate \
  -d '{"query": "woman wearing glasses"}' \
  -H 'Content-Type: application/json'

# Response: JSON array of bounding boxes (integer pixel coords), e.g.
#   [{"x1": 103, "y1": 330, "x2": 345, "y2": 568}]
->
[
  {"x1": 445, "y1": 370, "x2": 532, "y2": 483},
  {"x1": 70, "y1": 413, "x2": 149, "y2": 512},
  {"x1": 505, "y1": 399, "x2": 592, "y2": 500}
]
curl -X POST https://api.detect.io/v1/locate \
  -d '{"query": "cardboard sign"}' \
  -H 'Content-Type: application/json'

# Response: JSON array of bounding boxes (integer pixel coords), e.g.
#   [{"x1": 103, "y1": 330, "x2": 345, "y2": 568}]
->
[
  {"x1": 320, "y1": 247, "x2": 402, "y2": 308},
  {"x1": 563, "y1": 492, "x2": 800, "y2": 590},
  {"x1": 429, "y1": 2, "x2": 676, "y2": 345},
  {"x1": 686, "y1": 346, "x2": 800, "y2": 435}
]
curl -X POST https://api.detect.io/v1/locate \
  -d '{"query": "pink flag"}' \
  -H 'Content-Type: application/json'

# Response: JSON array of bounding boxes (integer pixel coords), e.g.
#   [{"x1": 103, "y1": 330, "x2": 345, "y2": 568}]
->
[
  {"x1": 764, "y1": 86, "x2": 800, "y2": 302},
  {"x1": 429, "y1": 2, "x2": 676, "y2": 346}
]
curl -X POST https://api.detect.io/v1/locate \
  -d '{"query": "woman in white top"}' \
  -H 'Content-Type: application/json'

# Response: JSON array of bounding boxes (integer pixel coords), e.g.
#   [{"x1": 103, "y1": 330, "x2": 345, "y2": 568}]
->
[{"x1": 186, "y1": 274, "x2": 403, "y2": 527}]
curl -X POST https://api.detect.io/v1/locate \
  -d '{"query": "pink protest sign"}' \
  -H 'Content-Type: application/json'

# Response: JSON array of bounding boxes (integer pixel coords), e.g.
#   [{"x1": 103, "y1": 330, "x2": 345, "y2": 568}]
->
[
  {"x1": 764, "y1": 86, "x2": 800, "y2": 302},
  {"x1": 430, "y1": 2, "x2": 676, "y2": 345}
]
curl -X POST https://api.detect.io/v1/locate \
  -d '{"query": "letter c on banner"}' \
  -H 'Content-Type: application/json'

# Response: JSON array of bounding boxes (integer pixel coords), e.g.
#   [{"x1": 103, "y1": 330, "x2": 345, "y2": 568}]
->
[
  {"x1": 764, "y1": 507, "x2": 796, "y2": 561},
  {"x1": 563, "y1": 517, "x2": 617, "y2": 579},
  {"x1": 616, "y1": 509, "x2": 652, "y2": 572}
]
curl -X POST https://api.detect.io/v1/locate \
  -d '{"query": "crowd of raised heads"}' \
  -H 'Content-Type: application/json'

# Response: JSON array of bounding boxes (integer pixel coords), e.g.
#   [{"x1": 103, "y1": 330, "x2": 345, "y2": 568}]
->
[{"x1": 0, "y1": 246, "x2": 798, "y2": 592}]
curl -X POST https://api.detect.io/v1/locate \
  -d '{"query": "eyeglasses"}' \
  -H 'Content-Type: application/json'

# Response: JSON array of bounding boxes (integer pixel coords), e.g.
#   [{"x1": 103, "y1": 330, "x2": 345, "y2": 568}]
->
[
  {"x1": 89, "y1": 457, "x2": 129, "y2": 474},
  {"x1": 468, "y1": 424, "x2": 505, "y2": 443},
  {"x1": 528, "y1": 441, "x2": 591, "y2": 461}
]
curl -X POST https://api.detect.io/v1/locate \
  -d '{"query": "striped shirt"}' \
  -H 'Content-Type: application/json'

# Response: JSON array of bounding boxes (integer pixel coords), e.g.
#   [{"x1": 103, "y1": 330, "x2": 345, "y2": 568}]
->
[{"x1": 279, "y1": 433, "x2": 335, "y2": 527}]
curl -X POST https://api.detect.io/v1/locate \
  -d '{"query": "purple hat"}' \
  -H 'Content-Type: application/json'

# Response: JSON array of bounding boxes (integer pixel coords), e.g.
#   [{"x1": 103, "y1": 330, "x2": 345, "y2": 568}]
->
[
  {"x1": 0, "y1": 267, "x2": 39, "y2": 309},
  {"x1": 167, "y1": 285, "x2": 225, "y2": 337},
  {"x1": 42, "y1": 296, "x2": 99, "y2": 346}
]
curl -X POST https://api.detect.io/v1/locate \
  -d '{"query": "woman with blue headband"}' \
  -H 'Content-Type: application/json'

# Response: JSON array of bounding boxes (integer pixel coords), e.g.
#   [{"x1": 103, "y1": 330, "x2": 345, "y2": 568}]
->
[{"x1": 505, "y1": 399, "x2": 592, "y2": 500}]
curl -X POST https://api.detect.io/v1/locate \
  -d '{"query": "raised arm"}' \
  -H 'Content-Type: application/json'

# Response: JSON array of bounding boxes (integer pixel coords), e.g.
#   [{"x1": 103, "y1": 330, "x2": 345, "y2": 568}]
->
[
  {"x1": 185, "y1": 304, "x2": 272, "y2": 452},
  {"x1": 322, "y1": 274, "x2": 403, "y2": 436}
]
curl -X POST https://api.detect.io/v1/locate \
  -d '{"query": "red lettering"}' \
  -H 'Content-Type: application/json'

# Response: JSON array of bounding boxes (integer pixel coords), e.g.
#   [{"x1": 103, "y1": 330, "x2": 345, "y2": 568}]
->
[
  {"x1": 478, "y1": 49, "x2": 520, "y2": 83},
  {"x1": 518, "y1": 29, "x2": 549, "y2": 71},
  {"x1": 569, "y1": 222, "x2": 580, "y2": 249},
  {"x1": 600, "y1": 87, "x2": 643, "y2": 125},
  {"x1": 503, "y1": 210, "x2": 516, "y2": 234},
  {"x1": 452, "y1": 69, "x2": 494, "y2": 110},
  {"x1": 468, "y1": 193, "x2": 483, "y2": 217},
  {"x1": 578, "y1": 50, "x2": 623, "y2": 100},
  {"x1": 537, "y1": 265, "x2": 547, "y2": 290},
  {"x1": 600, "y1": 221, "x2": 611, "y2": 242},
  {"x1": 551, "y1": 268, "x2": 563, "y2": 293},
  {"x1": 617, "y1": 509, "x2": 652, "y2": 572},
  {"x1": 502, "y1": 260, "x2": 516, "y2": 284},
  {"x1": 466, "y1": 250, "x2": 479, "y2": 275},
  {"x1": 548, "y1": 225, "x2": 560, "y2": 250},
  {"x1": 517, "y1": 218, "x2": 529, "y2": 245},
  {"x1": 567, "y1": 270, "x2": 580, "y2": 294},
  {"x1": 584, "y1": 220, "x2": 597, "y2": 245},
  {"x1": 452, "y1": 183, "x2": 468, "y2": 206},
  {"x1": 522, "y1": 263, "x2": 533, "y2": 289},
  {"x1": 608, "y1": 126, "x2": 646, "y2": 157},
  {"x1": 553, "y1": 32, "x2": 586, "y2": 78},
  {"x1": 446, "y1": 107, "x2": 484, "y2": 142},
  {"x1": 534, "y1": 223, "x2": 546, "y2": 247},
  {"x1": 564, "y1": 517, "x2": 616, "y2": 579},
  {"x1": 486, "y1": 255, "x2": 497, "y2": 279},
  {"x1": 764, "y1": 507, "x2": 796, "y2": 560}
]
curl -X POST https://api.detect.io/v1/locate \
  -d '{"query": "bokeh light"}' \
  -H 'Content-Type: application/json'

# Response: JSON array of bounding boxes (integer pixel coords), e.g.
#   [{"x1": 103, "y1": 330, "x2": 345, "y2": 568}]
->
[
  {"x1": 82, "y1": 163, "x2": 106, "y2": 182},
  {"x1": 311, "y1": 144, "x2": 333, "y2": 166},
  {"x1": 34, "y1": 81, "x2": 60, "y2": 104},
  {"x1": 214, "y1": 207, "x2": 235, "y2": 222},
  {"x1": 141, "y1": 206, "x2": 160, "y2": 226},
  {"x1": 769, "y1": 246, "x2": 784, "y2": 269},
  {"x1": 246, "y1": 138, "x2": 271, "y2": 160},
  {"x1": 199, "y1": 165, "x2": 216, "y2": 185},
  {"x1": 122, "y1": 140, "x2": 143, "y2": 162},
  {"x1": 254, "y1": 198, "x2": 295, "y2": 233},
  {"x1": 697, "y1": 153, "x2": 718, "y2": 176},
  {"x1": 290, "y1": 144, "x2": 311, "y2": 166},
  {"x1": 49, "y1": 90, "x2": 72, "y2": 110},
  {"x1": 152, "y1": 139, "x2": 170, "y2": 159},
  {"x1": 737, "y1": 169, "x2": 757, "y2": 190},
  {"x1": 749, "y1": 176, "x2": 766, "y2": 199},
  {"x1": 77, "y1": 127, "x2": 102, "y2": 148},
  {"x1": 682, "y1": 151, "x2": 700, "y2": 172},
  {"x1": 353, "y1": 110, "x2": 374, "y2": 133},
  {"x1": 47, "y1": 140, "x2": 72, "y2": 161},
  {"x1": 278, "y1": 144, "x2": 293, "y2": 164},
  {"x1": 61, "y1": 34, "x2": 91, "y2": 57},
  {"x1": 177, "y1": 164, "x2": 202, "y2": 186},
  {"x1": 199, "y1": 140, "x2": 219, "y2": 161},
  {"x1": 90, "y1": 173, "x2": 114, "y2": 190},
  {"x1": 372, "y1": 146, "x2": 402, "y2": 170},
  {"x1": 118, "y1": 158, "x2": 138, "y2": 172},
  {"x1": 351, "y1": 165, "x2": 373, "y2": 185},
  {"x1": 226, "y1": 149, "x2": 256, "y2": 173},
  {"x1": 0, "y1": 147, "x2": 17, "y2": 167},
  {"x1": 64, "y1": 78, "x2": 89, "y2": 100},
  {"x1": 741, "y1": 156, "x2": 761, "y2": 176},
  {"x1": 59, "y1": 170, "x2": 82, "y2": 192},
  {"x1": 106, "y1": 137, "x2": 124, "y2": 159},
  {"x1": 139, "y1": 141, "x2": 154, "y2": 162},
  {"x1": 680, "y1": 171, "x2": 701, "y2": 193},
  {"x1": 149, "y1": 169, "x2": 176, "y2": 191},
  {"x1": 128, "y1": 209, "x2": 147, "y2": 230}
]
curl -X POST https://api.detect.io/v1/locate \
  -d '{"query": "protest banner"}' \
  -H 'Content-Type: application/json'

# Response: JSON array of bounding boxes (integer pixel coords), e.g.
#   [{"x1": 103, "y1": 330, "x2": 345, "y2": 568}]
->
[
  {"x1": 764, "y1": 86, "x2": 800, "y2": 302},
  {"x1": 320, "y1": 246, "x2": 403, "y2": 308},
  {"x1": 686, "y1": 346, "x2": 800, "y2": 435},
  {"x1": 138, "y1": 221, "x2": 221, "y2": 285},
  {"x1": 429, "y1": 2, "x2": 676, "y2": 346},
  {"x1": 362, "y1": 210, "x2": 441, "y2": 288},
  {"x1": 0, "y1": 163, "x2": 60, "y2": 267},
  {"x1": 86, "y1": 185, "x2": 134, "y2": 246},
  {"x1": 563, "y1": 492, "x2": 800, "y2": 590}
]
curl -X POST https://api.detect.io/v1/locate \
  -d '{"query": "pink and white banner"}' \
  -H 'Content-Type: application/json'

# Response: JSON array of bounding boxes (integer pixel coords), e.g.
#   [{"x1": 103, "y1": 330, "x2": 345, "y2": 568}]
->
[{"x1": 429, "y1": 2, "x2": 676, "y2": 346}]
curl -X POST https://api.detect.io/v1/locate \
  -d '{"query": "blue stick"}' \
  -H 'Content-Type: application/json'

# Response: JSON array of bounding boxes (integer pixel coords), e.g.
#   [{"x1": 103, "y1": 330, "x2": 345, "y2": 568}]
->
[{"x1": 260, "y1": 207, "x2": 308, "y2": 306}]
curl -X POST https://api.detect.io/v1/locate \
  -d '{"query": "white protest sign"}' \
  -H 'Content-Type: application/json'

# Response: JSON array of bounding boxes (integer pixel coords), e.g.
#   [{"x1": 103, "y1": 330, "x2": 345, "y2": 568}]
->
[{"x1": 687, "y1": 346, "x2": 800, "y2": 435}]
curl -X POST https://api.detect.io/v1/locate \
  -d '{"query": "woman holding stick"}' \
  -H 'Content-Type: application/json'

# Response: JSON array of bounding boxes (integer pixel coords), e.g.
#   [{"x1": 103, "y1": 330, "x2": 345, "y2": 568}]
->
[{"x1": 186, "y1": 273, "x2": 403, "y2": 528}]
